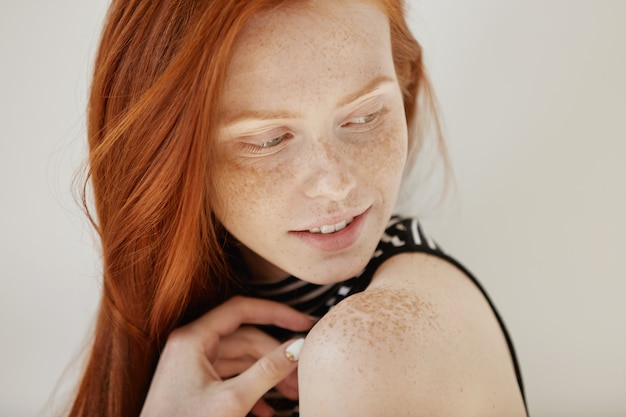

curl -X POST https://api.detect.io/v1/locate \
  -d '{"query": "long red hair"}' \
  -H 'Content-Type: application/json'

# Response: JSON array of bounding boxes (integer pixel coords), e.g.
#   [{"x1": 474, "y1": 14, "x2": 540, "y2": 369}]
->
[{"x1": 70, "y1": 1, "x2": 437, "y2": 416}]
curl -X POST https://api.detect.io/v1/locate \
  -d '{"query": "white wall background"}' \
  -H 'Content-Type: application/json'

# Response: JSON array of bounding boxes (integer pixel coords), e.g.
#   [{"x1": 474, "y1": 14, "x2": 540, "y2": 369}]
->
[{"x1": 1, "y1": 1, "x2": 624, "y2": 416}]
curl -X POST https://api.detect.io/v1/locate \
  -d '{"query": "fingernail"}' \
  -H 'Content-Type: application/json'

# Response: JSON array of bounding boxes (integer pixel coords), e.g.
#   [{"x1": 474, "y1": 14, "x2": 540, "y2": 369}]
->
[{"x1": 285, "y1": 338, "x2": 305, "y2": 362}]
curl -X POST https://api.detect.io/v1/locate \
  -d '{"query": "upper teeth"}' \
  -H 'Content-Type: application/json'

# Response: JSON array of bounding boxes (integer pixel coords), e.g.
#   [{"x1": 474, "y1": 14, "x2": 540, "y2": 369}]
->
[{"x1": 309, "y1": 217, "x2": 354, "y2": 234}]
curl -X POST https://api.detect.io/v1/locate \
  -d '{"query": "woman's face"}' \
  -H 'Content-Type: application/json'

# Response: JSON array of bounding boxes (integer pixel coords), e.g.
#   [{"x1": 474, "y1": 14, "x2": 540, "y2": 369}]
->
[{"x1": 214, "y1": 1, "x2": 408, "y2": 284}]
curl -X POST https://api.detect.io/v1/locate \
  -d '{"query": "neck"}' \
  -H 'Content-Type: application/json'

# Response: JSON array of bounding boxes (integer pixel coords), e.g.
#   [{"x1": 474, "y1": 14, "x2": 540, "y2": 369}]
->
[{"x1": 238, "y1": 245, "x2": 291, "y2": 284}]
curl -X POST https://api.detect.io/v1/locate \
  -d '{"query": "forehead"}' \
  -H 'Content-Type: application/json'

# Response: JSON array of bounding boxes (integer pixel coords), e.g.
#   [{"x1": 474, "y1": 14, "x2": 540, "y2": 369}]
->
[{"x1": 221, "y1": 1, "x2": 394, "y2": 115}]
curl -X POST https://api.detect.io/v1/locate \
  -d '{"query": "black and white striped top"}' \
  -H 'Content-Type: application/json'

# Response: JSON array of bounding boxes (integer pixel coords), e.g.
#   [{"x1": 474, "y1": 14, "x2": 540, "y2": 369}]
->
[{"x1": 245, "y1": 216, "x2": 526, "y2": 416}]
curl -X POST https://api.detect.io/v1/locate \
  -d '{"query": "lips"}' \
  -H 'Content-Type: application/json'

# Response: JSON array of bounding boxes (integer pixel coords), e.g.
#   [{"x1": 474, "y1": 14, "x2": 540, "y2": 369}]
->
[{"x1": 291, "y1": 210, "x2": 368, "y2": 252}]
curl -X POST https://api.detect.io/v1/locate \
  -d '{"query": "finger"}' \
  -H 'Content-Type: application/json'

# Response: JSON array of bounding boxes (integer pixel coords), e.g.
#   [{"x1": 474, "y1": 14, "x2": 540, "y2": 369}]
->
[
  {"x1": 250, "y1": 398, "x2": 275, "y2": 417},
  {"x1": 216, "y1": 359, "x2": 300, "y2": 400},
  {"x1": 217, "y1": 326, "x2": 300, "y2": 398},
  {"x1": 214, "y1": 357, "x2": 256, "y2": 378},
  {"x1": 224, "y1": 338, "x2": 305, "y2": 410},
  {"x1": 217, "y1": 326, "x2": 281, "y2": 360},
  {"x1": 214, "y1": 326, "x2": 282, "y2": 377},
  {"x1": 274, "y1": 369, "x2": 299, "y2": 400},
  {"x1": 188, "y1": 297, "x2": 313, "y2": 343}
]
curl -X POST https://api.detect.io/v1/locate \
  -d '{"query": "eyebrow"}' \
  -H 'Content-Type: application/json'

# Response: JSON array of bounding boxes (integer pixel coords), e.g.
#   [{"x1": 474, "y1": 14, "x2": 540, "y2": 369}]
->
[
  {"x1": 222, "y1": 75, "x2": 396, "y2": 126},
  {"x1": 337, "y1": 75, "x2": 396, "y2": 108},
  {"x1": 222, "y1": 109, "x2": 300, "y2": 126}
]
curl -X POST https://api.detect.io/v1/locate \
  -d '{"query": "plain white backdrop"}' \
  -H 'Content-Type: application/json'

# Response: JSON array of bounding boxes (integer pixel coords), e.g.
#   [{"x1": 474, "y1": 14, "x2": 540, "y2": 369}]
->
[{"x1": 1, "y1": 1, "x2": 624, "y2": 416}]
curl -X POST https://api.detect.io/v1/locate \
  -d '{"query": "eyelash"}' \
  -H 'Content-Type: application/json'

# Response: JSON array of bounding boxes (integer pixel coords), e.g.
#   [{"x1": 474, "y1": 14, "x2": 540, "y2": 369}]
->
[
  {"x1": 260, "y1": 133, "x2": 292, "y2": 148},
  {"x1": 239, "y1": 108, "x2": 386, "y2": 155},
  {"x1": 342, "y1": 108, "x2": 386, "y2": 130},
  {"x1": 242, "y1": 132, "x2": 294, "y2": 154}
]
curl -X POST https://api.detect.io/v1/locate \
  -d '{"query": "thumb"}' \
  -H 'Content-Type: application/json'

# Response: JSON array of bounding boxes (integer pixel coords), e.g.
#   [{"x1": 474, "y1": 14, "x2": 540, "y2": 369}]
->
[{"x1": 228, "y1": 338, "x2": 305, "y2": 406}]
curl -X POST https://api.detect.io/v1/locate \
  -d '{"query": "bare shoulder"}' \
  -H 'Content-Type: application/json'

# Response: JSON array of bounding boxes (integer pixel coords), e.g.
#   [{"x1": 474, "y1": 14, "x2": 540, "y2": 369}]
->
[{"x1": 298, "y1": 253, "x2": 526, "y2": 417}]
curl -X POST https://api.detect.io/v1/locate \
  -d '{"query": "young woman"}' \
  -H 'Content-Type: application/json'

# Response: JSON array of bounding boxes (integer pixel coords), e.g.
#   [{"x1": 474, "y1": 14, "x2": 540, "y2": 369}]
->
[{"x1": 70, "y1": 0, "x2": 527, "y2": 416}]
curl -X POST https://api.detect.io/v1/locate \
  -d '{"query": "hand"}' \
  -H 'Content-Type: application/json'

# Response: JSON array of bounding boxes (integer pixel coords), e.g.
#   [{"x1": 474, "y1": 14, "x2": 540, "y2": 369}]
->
[
  {"x1": 139, "y1": 296, "x2": 313, "y2": 417},
  {"x1": 214, "y1": 325, "x2": 302, "y2": 413}
]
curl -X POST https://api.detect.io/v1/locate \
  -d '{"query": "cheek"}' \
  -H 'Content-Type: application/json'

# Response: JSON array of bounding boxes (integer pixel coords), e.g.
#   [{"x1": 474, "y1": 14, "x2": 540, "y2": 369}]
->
[
  {"x1": 213, "y1": 152, "x2": 286, "y2": 222},
  {"x1": 356, "y1": 120, "x2": 408, "y2": 186}
]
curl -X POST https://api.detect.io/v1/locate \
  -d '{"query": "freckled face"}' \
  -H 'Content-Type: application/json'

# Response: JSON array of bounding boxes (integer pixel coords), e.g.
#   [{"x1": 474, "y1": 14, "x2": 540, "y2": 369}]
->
[{"x1": 213, "y1": 1, "x2": 408, "y2": 284}]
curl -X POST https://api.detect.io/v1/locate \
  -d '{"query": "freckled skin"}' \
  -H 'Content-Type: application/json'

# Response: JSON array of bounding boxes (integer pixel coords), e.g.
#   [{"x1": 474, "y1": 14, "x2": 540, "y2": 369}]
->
[
  {"x1": 299, "y1": 284, "x2": 432, "y2": 414},
  {"x1": 308, "y1": 285, "x2": 435, "y2": 360},
  {"x1": 299, "y1": 253, "x2": 528, "y2": 416},
  {"x1": 213, "y1": 2, "x2": 408, "y2": 284}
]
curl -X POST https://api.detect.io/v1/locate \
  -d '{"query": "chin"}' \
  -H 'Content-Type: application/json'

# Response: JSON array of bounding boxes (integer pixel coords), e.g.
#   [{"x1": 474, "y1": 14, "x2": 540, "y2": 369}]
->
[{"x1": 291, "y1": 257, "x2": 370, "y2": 285}]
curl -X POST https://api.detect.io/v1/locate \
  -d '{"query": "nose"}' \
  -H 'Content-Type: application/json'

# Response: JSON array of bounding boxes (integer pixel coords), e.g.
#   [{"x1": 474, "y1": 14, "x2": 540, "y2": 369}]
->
[{"x1": 302, "y1": 138, "x2": 357, "y2": 201}]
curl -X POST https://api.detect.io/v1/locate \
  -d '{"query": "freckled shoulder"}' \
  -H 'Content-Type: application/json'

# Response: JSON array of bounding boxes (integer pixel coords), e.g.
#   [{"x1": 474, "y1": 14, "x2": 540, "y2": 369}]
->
[{"x1": 297, "y1": 253, "x2": 527, "y2": 417}]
